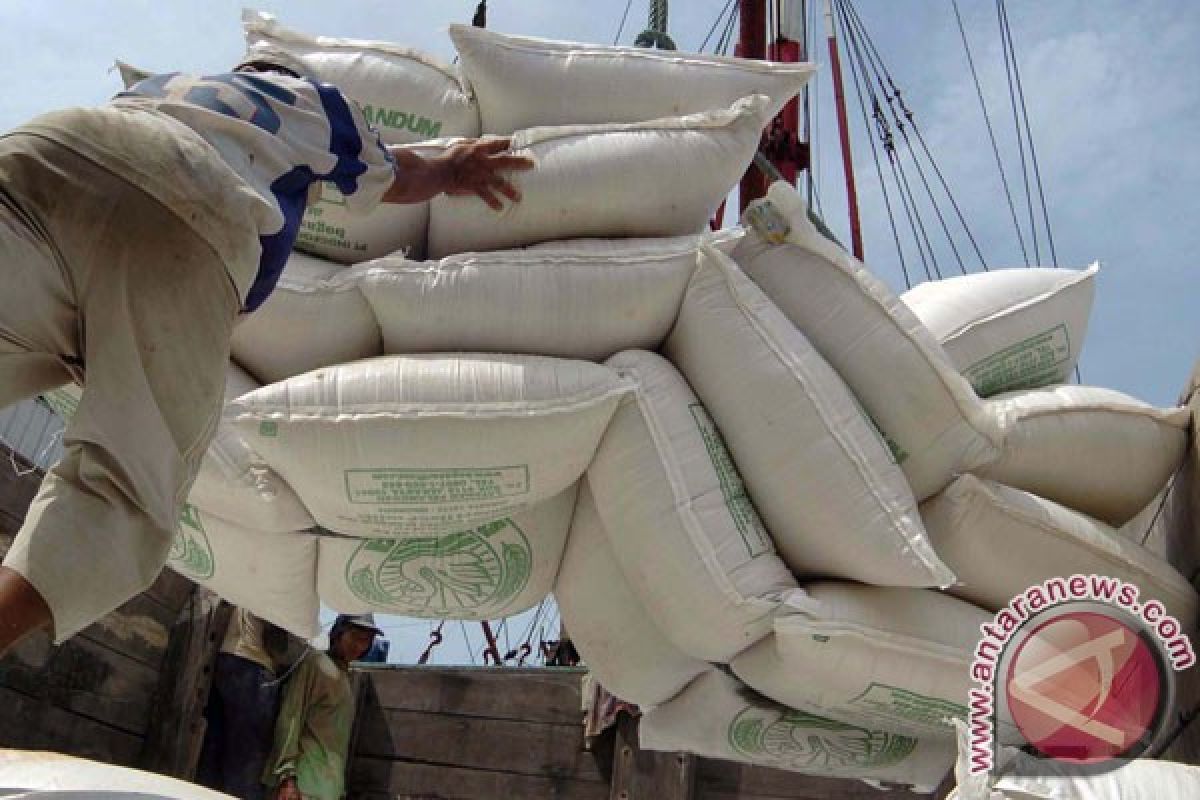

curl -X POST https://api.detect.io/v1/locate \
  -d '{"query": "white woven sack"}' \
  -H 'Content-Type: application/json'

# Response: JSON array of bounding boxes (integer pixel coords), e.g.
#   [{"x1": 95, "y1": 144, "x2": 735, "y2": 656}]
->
[
  {"x1": 170, "y1": 504, "x2": 319, "y2": 638},
  {"x1": 358, "y1": 232, "x2": 737, "y2": 362},
  {"x1": 0, "y1": 749, "x2": 236, "y2": 799},
  {"x1": 426, "y1": 96, "x2": 769, "y2": 258},
  {"x1": 318, "y1": 485, "x2": 575, "y2": 621},
  {"x1": 901, "y1": 266, "x2": 1099, "y2": 398},
  {"x1": 554, "y1": 481, "x2": 709, "y2": 707},
  {"x1": 231, "y1": 354, "x2": 629, "y2": 538},
  {"x1": 948, "y1": 720, "x2": 1200, "y2": 799},
  {"x1": 587, "y1": 350, "x2": 796, "y2": 662},
  {"x1": 921, "y1": 475, "x2": 1200, "y2": 630},
  {"x1": 242, "y1": 10, "x2": 478, "y2": 263},
  {"x1": 664, "y1": 247, "x2": 952, "y2": 587},
  {"x1": 231, "y1": 251, "x2": 381, "y2": 385},
  {"x1": 42, "y1": 364, "x2": 313, "y2": 533},
  {"x1": 979, "y1": 385, "x2": 1190, "y2": 526},
  {"x1": 640, "y1": 670, "x2": 956, "y2": 792},
  {"x1": 734, "y1": 182, "x2": 1002, "y2": 500},
  {"x1": 449, "y1": 24, "x2": 815, "y2": 135},
  {"x1": 732, "y1": 584, "x2": 996, "y2": 739}
]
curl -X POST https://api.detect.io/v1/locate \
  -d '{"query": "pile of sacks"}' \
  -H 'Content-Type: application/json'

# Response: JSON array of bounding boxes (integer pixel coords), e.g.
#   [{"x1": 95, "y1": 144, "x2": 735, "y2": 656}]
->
[{"x1": 69, "y1": 11, "x2": 1195, "y2": 791}]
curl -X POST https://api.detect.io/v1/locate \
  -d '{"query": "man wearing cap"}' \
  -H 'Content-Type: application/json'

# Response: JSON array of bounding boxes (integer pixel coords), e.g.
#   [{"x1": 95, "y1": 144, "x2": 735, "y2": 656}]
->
[
  {"x1": 264, "y1": 613, "x2": 383, "y2": 800},
  {"x1": 0, "y1": 58, "x2": 531, "y2": 655}
]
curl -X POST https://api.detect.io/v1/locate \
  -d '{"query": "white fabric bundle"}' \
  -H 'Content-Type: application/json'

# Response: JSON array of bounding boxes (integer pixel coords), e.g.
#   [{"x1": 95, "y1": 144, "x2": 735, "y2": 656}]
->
[
  {"x1": 0, "y1": 749, "x2": 237, "y2": 799},
  {"x1": 922, "y1": 475, "x2": 1200, "y2": 630},
  {"x1": 231, "y1": 251, "x2": 380, "y2": 384},
  {"x1": 734, "y1": 182, "x2": 1002, "y2": 499},
  {"x1": 449, "y1": 24, "x2": 815, "y2": 135},
  {"x1": 732, "y1": 584, "x2": 997, "y2": 739},
  {"x1": 664, "y1": 247, "x2": 952, "y2": 587},
  {"x1": 242, "y1": 10, "x2": 479, "y2": 264},
  {"x1": 427, "y1": 96, "x2": 770, "y2": 257},
  {"x1": 170, "y1": 504, "x2": 319, "y2": 638},
  {"x1": 901, "y1": 265, "x2": 1098, "y2": 397},
  {"x1": 640, "y1": 670, "x2": 957, "y2": 792},
  {"x1": 358, "y1": 232, "x2": 737, "y2": 362},
  {"x1": 586, "y1": 350, "x2": 796, "y2": 662},
  {"x1": 554, "y1": 481, "x2": 709, "y2": 707},
  {"x1": 980, "y1": 385, "x2": 1190, "y2": 525},
  {"x1": 317, "y1": 485, "x2": 576, "y2": 621},
  {"x1": 231, "y1": 354, "x2": 629, "y2": 537}
]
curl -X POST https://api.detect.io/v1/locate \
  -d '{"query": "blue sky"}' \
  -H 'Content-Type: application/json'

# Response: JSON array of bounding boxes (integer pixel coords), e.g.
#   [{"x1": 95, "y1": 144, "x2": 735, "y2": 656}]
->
[{"x1": 1, "y1": 1, "x2": 1196, "y2": 662}]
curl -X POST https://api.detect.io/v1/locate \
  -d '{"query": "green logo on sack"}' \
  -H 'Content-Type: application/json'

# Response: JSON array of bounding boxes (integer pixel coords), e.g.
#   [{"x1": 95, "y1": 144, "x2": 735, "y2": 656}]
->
[
  {"x1": 171, "y1": 503, "x2": 215, "y2": 580},
  {"x1": 361, "y1": 105, "x2": 443, "y2": 139},
  {"x1": 345, "y1": 518, "x2": 532, "y2": 617},
  {"x1": 258, "y1": 421, "x2": 278, "y2": 438},
  {"x1": 728, "y1": 707, "x2": 916, "y2": 772}
]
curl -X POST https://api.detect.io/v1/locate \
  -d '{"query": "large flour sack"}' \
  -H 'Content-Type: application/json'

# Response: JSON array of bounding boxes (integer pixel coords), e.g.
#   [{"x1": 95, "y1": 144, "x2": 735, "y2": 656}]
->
[
  {"x1": 922, "y1": 475, "x2": 1200, "y2": 630},
  {"x1": 318, "y1": 485, "x2": 575, "y2": 621},
  {"x1": 0, "y1": 750, "x2": 237, "y2": 799},
  {"x1": 587, "y1": 350, "x2": 796, "y2": 662},
  {"x1": 359, "y1": 233, "x2": 736, "y2": 361},
  {"x1": 554, "y1": 482, "x2": 708, "y2": 707},
  {"x1": 732, "y1": 584, "x2": 996, "y2": 740},
  {"x1": 43, "y1": 364, "x2": 313, "y2": 533},
  {"x1": 979, "y1": 385, "x2": 1190, "y2": 526},
  {"x1": 231, "y1": 251, "x2": 381, "y2": 385},
  {"x1": 427, "y1": 96, "x2": 769, "y2": 257},
  {"x1": 231, "y1": 354, "x2": 629, "y2": 537},
  {"x1": 641, "y1": 670, "x2": 956, "y2": 792},
  {"x1": 171, "y1": 504, "x2": 319, "y2": 638},
  {"x1": 734, "y1": 182, "x2": 1001, "y2": 499},
  {"x1": 242, "y1": 10, "x2": 478, "y2": 263},
  {"x1": 664, "y1": 247, "x2": 951, "y2": 587},
  {"x1": 901, "y1": 265, "x2": 1098, "y2": 397},
  {"x1": 450, "y1": 24, "x2": 815, "y2": 135}
]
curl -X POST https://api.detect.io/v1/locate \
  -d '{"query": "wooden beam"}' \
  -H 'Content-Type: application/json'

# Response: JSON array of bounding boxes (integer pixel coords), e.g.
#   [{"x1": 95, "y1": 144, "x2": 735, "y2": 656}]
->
[
  {"x1": 694, "y1": 758, "x2": 939, "y2": 799},
  {"x1": 610, "y1": 712, "x2": 696, "y2": 800},
  {"x1": 348, "y1": 755, "x2": 609, "y2": 800},
  {"x1": 0, "y1": 685, "x2": 141, "y2": 765}
]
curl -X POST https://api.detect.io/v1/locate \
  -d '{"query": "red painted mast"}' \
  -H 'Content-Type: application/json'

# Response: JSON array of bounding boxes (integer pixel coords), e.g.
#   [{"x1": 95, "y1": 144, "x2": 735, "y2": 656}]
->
[
  {"x1": 824, "y1": 0, "x2": 865, "y2": 259},
  {"x1": 736, "y1": 0, "x2": 768, "y2": 213}
]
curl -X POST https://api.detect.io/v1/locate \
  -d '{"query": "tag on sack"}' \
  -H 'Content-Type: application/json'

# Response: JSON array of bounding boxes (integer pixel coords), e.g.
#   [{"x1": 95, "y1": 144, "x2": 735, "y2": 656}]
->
[{"x1": 743, "y1": 199, "x2": 791, "y2": 244}]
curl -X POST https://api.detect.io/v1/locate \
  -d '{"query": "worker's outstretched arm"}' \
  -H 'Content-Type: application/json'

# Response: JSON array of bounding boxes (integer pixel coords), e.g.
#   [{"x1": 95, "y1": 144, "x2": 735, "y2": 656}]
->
[
  {"x1": 0, "y1": 567, "x2": 52, "y2": 655},
  {"x1": 381, "y1": 138, "x2": 534, "y2": 210}
]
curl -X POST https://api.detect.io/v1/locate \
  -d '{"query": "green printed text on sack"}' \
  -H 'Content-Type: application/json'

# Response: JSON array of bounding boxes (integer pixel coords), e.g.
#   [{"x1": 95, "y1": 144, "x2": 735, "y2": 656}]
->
[
  {"x1": 965, "y1": 324, "x2": 1071, "y2": 397},
  {"x1": 361, "y1": 105, "x2": 443, "y2": 138},
  {"x1": 846, "y1": 682, "x2": 966, "y2": 732},
  {"x1": 690, "y1": 404, "x2": 772, "y2": 557},
  {"x1": 345, "y1": 466, "x2": 530, "y2": 505}
]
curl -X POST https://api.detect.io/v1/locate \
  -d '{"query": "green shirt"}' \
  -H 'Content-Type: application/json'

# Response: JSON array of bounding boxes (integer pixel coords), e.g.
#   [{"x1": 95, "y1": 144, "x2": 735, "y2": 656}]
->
[{"x1": 263, "y1": 651, "x2": 356, "y2": 800}]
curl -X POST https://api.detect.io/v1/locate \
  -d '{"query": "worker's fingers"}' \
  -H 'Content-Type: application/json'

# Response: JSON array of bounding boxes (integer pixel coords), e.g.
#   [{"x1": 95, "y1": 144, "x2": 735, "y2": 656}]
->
[
  {"x1": 472, "y1": 137, "x2": 515, "y2": 155},
  {"x1": 492, "y1": 175, "x2": 522, "y2": 204},
  {"x1": 488, "y1": 153, "x2": 535, "y2": 172},
  {"x1": 475, "y1": 185, "x2": 503, "y2": 211}
]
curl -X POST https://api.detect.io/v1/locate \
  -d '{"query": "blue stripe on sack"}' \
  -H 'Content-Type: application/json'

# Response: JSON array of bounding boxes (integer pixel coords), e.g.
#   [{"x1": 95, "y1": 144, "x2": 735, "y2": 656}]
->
[
  {"x1": 244, "y1": 166, "x2": 315, "y2": 312},
  {"x1": 311, "y1": 80, "x2": 378, "y2": 195}
]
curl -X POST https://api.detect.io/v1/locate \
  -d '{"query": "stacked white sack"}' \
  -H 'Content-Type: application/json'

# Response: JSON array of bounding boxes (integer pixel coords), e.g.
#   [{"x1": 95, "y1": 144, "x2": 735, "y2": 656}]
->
[
  {"x1": 358, "y1": 231, "x2": 739, "y2": 362},
  {"x1": 921, "y1": 475, "x2": 1200, "y2": 631},
  {"x1": 588, "y1": 350, "x2": 797, "y2": 662},
  {"x1": 427, "y1": 96, "x2": 770, "y2": 257},
  {"x1": 0, "y1": 749, "x2": 238, "y2": 799},
  {"x1": 230, "y1": 354, "x2": 630, "y2": 538},
  {"x1": 640, "y1": 670, "x2": 956, "y2": 792},
  {"x1": 43, "y1": 363, "x2": 312, "y2": 533},
  {"x1": 554, "y1": 481, "x2": 709, "y2": 708},
  {"x1": 901, "y1": 265, "x2": 1098, "y2": 398},
  {"x1": 231, "y1": 251, "x2": 380, "y2": 384},
  {"x1": 318, "y1": 485, "x2": 577, "y2": 621},
  {"x1": 979, "y1": 385, "x2": 1189, "y2": 526},
  {"x1": 242, "y1": 9, "x2": 480, "y2": 262},
  {"x1": 731, "y1": 584, "x2": 998, "y2": 740},
  {"x1": 171, "y1": 504, "x2": 319, "y2": 638},
  {"x1": 734, "y1": 182, "x2": 1002, "y2": 500},
  {"x1": 664, "y1": 247, "x2": 952, "y2": 587},
  {"x1": 449, "y1": 24, "x2": 815, "y2": 135}
]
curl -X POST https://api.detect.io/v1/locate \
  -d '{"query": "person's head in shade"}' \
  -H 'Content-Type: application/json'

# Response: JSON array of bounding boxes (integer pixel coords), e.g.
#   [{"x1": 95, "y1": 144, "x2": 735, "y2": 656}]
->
[{"x1": 328, "y1": 613, "x2": 382, "y2": 666}]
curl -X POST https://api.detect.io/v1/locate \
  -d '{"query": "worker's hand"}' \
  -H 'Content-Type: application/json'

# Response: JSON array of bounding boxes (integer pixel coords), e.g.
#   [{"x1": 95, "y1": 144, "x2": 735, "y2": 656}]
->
[
  {"x1": 275, "y1": 777, "x2": 302, "y2": 800},
  {"x1": 382, "y1": 139, "x2": 534, "y2": 210}
]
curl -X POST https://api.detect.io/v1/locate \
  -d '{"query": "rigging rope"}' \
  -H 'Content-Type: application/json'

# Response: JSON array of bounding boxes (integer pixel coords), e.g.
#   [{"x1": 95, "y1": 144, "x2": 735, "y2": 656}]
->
[
  {"x1": 997, "y1": 0, "x2": 1039, "y2": 264},
  {"x1": 613, "y1": 0, "x2": 634, "y2": 45},
  {"x1": 952, "y1": 0, "x2": 1030, "y2": 265},
  {"x1": 699, "y1": 0, "x2": 736, "y2": 53},
  {"x1": 717, "y1": 4, "x2": 739, "y2": 55}
]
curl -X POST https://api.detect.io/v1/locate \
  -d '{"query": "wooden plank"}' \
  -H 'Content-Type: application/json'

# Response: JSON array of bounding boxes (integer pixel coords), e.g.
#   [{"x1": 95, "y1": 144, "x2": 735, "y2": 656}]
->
[
  {"x1": 0, "y1": 627, "x2": 158, "y2": 735},
  {"x1": 349, "y1": 755, "x2": 610, "y2": 800},
  {"x1": 694, "y1": 759, "x2": 937, "y2": 800},
  {"x1": 0, "y1": 685, "x2": 141, "y2": 766},
  {"x1": 610, "y1": 712, "x2": 695, "y2": 800},
  {"x1": 355, "y1": 707, "x2": 605, "y2": 784},
  {"x1": 361, "y1": 666, "x2": 587, "y2": 726},
  {"x1": 83, "y1": 592, "x2": 175, "y2": 669}
]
